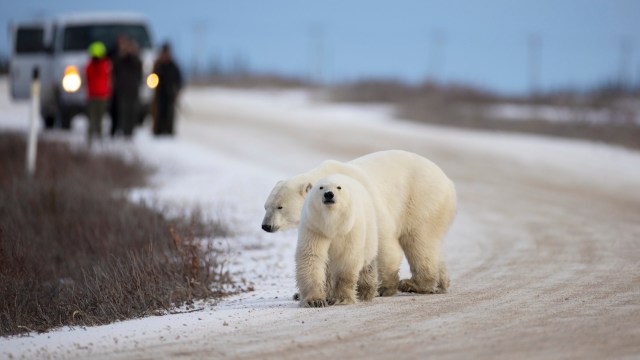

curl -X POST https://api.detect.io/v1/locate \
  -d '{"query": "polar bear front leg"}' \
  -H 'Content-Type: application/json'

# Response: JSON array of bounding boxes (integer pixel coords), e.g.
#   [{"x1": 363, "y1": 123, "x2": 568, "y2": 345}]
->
[
  {"x1": 293, "y1": 262, "x2": 331, "y2": 301},
  {"x1": 327, "y1": 264, "x2": 359, "y2": 305},
  {"x1": 296, "y1": 239, "x2": 331, "y2": 308},
  {"x1": 357, "y1": 260, "x2": 378, "y2": 302}
]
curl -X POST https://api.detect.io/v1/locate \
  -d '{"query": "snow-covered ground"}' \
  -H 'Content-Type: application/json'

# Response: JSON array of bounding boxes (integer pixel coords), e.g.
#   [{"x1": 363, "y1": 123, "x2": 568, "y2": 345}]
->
[
  {"x1": 1, "y1": 80, "x2": 639, "y2": 359},
  {"x1": 484, "y1": 102, "x2": 640, "y2": 125}
]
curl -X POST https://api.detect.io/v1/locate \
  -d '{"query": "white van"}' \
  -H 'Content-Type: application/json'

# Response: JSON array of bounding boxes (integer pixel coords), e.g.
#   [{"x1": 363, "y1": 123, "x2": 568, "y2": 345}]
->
[{"x1": 9, "y1": 12, "x2": 156, "y2": 129}]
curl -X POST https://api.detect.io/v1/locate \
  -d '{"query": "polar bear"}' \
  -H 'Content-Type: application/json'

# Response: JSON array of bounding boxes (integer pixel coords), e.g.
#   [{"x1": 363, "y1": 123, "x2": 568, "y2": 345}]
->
[
  {"x1": 296, "y1": 174, "x2": 378, "y2": 307},
  {"x1": 263, "y1": 150, "x2": 455, "y2": 296}
]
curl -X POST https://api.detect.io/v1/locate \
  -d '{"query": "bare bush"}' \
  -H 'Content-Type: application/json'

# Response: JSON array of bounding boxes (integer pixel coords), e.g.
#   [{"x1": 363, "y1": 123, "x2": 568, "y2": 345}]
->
[
  {"x1": 0, "y1": 133, "x2": 239, "y2": 336},
  {"x1": 328, "y1": 78, "x2": 640, "y2": 150},
  {"x1": 192, "y1": 73, "x2": 311, "y2": 89}
]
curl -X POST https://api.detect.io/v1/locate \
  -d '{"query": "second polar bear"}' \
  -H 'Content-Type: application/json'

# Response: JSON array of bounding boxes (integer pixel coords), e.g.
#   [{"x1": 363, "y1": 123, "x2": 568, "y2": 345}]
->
[
  {"x1": 296, "y1": 174, "x2": 378, "y2": 307},
  {"x1": 263, "y1": 150, "x2": 455, "y2": 296}
]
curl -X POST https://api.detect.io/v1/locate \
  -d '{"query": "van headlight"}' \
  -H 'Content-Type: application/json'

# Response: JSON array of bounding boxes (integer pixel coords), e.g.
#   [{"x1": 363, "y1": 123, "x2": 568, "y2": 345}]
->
[
  {"x1": 62, "y1": 66, "x2": 82, "y2": 93},
  {"x1": 146, "y1": 73, "x2": 159, "y2": 89}
]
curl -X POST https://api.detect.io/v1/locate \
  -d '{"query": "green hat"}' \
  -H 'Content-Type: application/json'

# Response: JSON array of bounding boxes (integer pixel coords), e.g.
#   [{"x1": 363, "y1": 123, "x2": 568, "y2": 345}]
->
[{"x1": 88, "y1": 41, "x2": 106, "y2": 58}]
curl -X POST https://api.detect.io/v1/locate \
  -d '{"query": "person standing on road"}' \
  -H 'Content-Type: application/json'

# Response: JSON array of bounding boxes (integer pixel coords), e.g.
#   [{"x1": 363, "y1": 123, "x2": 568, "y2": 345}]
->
[
  {"x1": 85, "y1": 41, "x2": 112, "y2": 147},
  {"x1": 112, "y1": 37, "x2": 143, "y2": 138},
  {"x1": 152, "y1": 43, "x2": 182, "y2": 136},
  {"x1": 107, "y1": 34, "x2": 128, "y2": 137}
]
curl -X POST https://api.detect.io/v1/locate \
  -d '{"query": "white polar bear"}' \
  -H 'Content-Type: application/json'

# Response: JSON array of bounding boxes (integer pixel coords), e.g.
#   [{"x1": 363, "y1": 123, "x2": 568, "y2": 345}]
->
[
  {"x1": 296, "y1": 174, "x2": 378, "y2": 307},
  {"x1": 263, "y1": 150, "x2": 455, "y2": 296}
]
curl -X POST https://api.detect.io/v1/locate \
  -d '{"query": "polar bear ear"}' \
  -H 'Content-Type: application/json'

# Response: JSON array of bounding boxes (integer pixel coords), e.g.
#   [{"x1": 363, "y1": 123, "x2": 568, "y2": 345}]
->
[{"x1": 300, "y1": 183, "x2": 313, "y2": 196}]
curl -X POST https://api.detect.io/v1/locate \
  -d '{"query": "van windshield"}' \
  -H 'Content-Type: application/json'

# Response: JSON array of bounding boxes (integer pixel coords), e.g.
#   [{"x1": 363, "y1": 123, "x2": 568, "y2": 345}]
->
[{"x1": 62, "y1": 24, "x2": 152, "y2": 52}]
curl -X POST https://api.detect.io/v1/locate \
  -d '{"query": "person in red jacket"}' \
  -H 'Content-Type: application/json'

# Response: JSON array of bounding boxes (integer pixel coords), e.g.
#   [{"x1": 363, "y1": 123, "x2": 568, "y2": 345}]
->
[{"x1": 85, "y1": 41, "x2": 112, "y2": 146}]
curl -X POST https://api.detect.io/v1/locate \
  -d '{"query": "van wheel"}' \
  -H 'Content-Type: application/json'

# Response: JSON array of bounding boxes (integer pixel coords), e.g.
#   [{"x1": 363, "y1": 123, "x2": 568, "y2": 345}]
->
[
  {"x1": 56, "y1": 105, "x2": 73, "y2": 130},
  {"x1": 55, "y1": 90, "x2": 73, "y2": 130}
]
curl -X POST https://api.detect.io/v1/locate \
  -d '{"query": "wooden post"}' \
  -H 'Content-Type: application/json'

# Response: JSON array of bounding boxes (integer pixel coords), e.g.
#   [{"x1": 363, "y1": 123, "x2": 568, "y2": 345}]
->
[{"x1": 26, "y1": 68, "x2": 40, "y2": 177}]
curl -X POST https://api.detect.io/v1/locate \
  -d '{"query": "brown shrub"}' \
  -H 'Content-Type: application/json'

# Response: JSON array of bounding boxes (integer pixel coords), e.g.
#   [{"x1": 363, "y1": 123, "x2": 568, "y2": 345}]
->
[
  {"x1": 328, "y1": 78, "x2": 640, "y2": 150},
  {"x1": 0, "y1": 133, "x2": 238, "y2": 336}
]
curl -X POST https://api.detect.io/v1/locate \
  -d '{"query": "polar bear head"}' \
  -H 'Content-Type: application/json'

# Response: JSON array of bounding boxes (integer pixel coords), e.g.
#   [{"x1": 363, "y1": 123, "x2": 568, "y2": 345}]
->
[
  {"x1": 262, "y1": 180, "x2": 312, "y2": 233},
  {"x1": 301, "y1": 175, "x2": 356, "y2": 236},
  {"x1": 309, "y1": 175, "x2": 352, "y2": 208}
]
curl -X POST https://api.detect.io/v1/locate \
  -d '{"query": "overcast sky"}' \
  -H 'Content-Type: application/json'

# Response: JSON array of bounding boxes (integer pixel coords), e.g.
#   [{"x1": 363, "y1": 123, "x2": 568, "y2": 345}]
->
[{"x1": 2, "y1": 0, "x2": 639, "y2": 94}]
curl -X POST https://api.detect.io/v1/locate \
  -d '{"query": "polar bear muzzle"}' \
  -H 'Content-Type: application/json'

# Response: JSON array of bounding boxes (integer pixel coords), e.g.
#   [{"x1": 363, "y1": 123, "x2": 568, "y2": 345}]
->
[{"x1": 322, "y1": 191, "x2": 335, "y2": 205}]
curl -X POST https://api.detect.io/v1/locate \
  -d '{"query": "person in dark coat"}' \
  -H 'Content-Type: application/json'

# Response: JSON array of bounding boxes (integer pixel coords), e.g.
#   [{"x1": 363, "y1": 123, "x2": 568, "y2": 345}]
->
[
  {"x1": 112, "y1": 37, "x2": 142, "y2": 138},
  {"x1": 108, "y1": 34, "x2": 128, "y2": 137},
  {"x1": 153, "y1": 43, "x2": 182, "y2": 136}
]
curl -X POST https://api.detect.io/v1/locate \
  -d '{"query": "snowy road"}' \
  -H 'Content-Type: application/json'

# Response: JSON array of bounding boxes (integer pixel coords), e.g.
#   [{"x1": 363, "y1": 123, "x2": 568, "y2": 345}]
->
[{"x1": 2, "y1": 85, "x2": 640, "y2": 359}]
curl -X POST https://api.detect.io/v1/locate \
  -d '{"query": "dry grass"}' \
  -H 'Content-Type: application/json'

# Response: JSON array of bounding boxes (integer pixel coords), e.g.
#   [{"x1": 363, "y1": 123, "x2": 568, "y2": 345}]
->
[
  {"x1": 329, "y1": 79, "x2": 640, "y2": 150},
  {"x1": 192, "y1": 73, "x2": 311, "y2": 89},
  {"x1": 0, "y1": 133, "x2": 240, "y2": 336}
]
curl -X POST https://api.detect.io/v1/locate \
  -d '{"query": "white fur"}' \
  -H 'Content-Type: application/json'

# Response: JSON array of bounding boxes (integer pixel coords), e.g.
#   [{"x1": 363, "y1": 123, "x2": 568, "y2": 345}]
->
[
  {"x1": 296, "y1": 175, "x2": 378, "y2": 307},
  {"x1": 263, "y1": 150, "x2": 456, "y2": 295}
]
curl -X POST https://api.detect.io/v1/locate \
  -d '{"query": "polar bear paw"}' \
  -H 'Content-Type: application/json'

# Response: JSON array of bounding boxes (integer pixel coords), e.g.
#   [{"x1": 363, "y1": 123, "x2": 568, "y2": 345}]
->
[
  {"x1": 327, "y1": 296, "x2": 356, "y2": 306},
  {"x1": 377, "y1": 286, "x2": 398, "y2": 297},
  {"x1": 398, "y1": 279, "x2": 440, "y2": 294},
  {"x1": 302, "y1": 298, "x2": 328, "y2": 308}
]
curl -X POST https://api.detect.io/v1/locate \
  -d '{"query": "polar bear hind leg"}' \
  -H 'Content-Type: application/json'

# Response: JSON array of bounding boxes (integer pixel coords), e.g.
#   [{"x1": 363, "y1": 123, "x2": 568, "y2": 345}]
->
[
  {"x1": 376, "y1": 238, "x2": 403, "y2": 296},
  {"x1": 397, "y1": 223, "x2": 444, "y2": 294},
  {"x1": 437, "y1": 258, "x2": 450, "y2": 293}
]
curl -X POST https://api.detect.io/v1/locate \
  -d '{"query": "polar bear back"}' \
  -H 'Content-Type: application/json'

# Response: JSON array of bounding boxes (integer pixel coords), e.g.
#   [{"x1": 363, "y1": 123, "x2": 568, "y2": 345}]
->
[
  {"x1": 349, "y1": 150, "x2": 455, "y2": 233},
  {"x1": 263, "y1": 149, "x2": 455, "y2": 239}
]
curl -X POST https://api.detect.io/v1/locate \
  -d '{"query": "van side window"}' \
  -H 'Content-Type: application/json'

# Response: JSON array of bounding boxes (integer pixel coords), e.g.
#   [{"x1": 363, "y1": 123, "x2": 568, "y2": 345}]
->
[{"x1": 15, "y1": 27, "x2": 45, "y2": 53}]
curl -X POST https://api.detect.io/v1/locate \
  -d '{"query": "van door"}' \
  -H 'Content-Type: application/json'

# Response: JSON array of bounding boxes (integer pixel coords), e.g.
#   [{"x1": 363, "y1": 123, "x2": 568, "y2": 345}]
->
[{"x1": 9, "y1": 24, "x2": 48, "y2": 100}]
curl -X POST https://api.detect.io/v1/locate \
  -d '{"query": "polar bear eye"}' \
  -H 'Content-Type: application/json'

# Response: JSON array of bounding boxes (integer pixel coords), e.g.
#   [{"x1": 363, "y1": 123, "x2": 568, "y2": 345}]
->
[
  {"x1": 319, "y1": 186, "x2": 324, "y2": 190},
  {"x1": 277, "y1": 206, "x2": 283, "y2": 210},
  {"x1": 337, "y1": 186, "x2": 342, "y2": 190}
]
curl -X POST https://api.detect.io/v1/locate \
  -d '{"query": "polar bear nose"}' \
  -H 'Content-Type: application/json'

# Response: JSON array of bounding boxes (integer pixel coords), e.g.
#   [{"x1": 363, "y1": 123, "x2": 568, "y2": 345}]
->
[
  {"x1": 323, "y1": 191, "x2": 334, "y2": 200},
  {"x1": 262, "y1": 224, "x2": 273, "y2": 232}
]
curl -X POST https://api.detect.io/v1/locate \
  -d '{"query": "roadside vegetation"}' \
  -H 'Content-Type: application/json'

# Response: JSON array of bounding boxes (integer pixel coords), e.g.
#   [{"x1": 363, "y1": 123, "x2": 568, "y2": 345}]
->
[
  {"x1": 0, "y1": 133, "x2": 239, "y2": 336},
  {"x1": 186, "y1": 72, "x2": 640, "y2": 150},
  {"x1": 329, "y1": 79, "x2": 640, "y2": 150}
]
